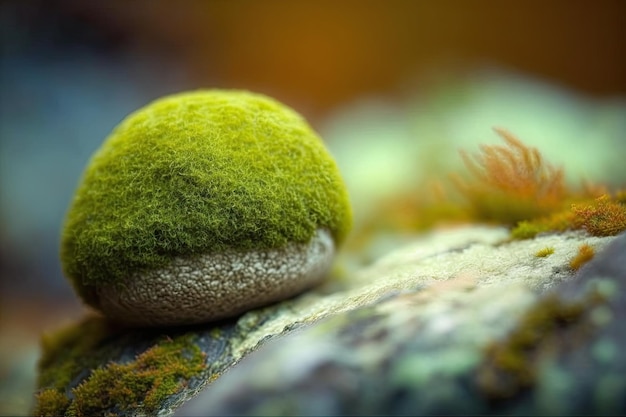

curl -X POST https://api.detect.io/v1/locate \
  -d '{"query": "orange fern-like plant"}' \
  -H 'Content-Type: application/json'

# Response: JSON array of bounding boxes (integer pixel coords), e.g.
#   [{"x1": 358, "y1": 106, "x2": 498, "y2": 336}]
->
[{"x1": 453, "y1": 128, "x2": 568, "y2": 224}]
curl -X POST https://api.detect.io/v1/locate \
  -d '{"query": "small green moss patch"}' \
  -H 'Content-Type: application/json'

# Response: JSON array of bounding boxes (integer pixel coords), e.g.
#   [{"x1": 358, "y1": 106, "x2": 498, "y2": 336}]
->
[
  {"x1": 37, "y1": 316, "x2": 115, "y2": 390},
  {"x1": 34, "y1": 317, "x2": 207, "y2": 417},
  {"x1": 510, "y1": 209, "x2": 575, "y2": 239},
  {"x1": 535, "y1": 247, "x2": 555, "y2": 258},
  {"x1": 66, "y1": 334, "x2": 205, "y2": 416},
  {"x1": 34, "y1": 388, "x2": 70, "y2": 417},
  {"x1": 477, "y1": 291, "x2": 601, "y2": 400}
]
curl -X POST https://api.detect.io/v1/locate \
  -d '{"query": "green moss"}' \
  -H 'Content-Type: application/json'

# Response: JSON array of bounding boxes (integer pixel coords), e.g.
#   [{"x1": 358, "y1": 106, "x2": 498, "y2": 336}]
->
[
  {"x1": 510, "y1": 207, "x2": 575, "y2": 239},
  {"x1": 37, "y1": 316, "x2": 115, "y2": 390},
  {"x1": 477, "y1": 293, "x2": 596, "y2": 399},
  {"x1": 511, "y1": 220, "x2": 549, "y2": 239},
  {"x1": 34, "y1": 318, "x2": 206, "y2": 417},
  {"x1": 66, "y1": 334, "x2": 205, "y2": 416},
  {"x1": 535, "y1": 247, "x2": 555, "y2": 257},
  {"x1": 34, "y1": 388, "x2": 70, "y2": 417},
  {"x1": 35, "y1": 317, "x2": 119, "y2": 416},
  {"x1": 60, "y1": 90, "x2": 352, "y2": 303}
]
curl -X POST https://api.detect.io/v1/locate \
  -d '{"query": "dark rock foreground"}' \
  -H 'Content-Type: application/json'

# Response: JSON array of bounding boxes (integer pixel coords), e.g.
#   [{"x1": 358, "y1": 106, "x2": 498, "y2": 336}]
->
[{"x1": 35, "y1": 227, "x2": 626, "y2": 416}]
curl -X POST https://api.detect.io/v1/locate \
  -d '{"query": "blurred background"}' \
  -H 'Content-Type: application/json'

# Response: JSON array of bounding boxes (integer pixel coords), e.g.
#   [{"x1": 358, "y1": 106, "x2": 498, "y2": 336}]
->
[{"x1": 1, "y1": 0, "x2": 625, "y2": 414}]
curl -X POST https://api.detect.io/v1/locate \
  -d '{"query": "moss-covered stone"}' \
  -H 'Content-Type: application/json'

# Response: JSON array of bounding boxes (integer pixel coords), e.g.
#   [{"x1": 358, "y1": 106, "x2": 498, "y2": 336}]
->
[{"x1": 60, "y1": 90, "x2": 352, "y2": 306}]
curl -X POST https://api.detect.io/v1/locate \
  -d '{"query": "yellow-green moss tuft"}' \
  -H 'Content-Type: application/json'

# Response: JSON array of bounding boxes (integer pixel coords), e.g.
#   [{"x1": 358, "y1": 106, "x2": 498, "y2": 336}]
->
[
  {"x1": 569, "y1": 243, "x2": 595, "y2": 271},
  {"x1": 535, "y1": 247, "x2": 555, "y2": 257},
  {"x1": 511, "y1": 220, "x2": 549, "y2": 240},
  {"x1": 66, "y1": 334, "x2": 205, "y2": 416},
  {"x1": 60, "y1": 90, "x2": 352, "y2": 303},
  {"x1": 34, "y1": 319, "x2": 207, "y2": 417},
  {"x1": 34, "y1": 388, "x2": 71, "y2": 417},
  {"x1": 510, "y1": 209, "x2": 575, "y2": 239},
  {"x1": 37, "y1": 317, "x2": 115, "y2": 390}
]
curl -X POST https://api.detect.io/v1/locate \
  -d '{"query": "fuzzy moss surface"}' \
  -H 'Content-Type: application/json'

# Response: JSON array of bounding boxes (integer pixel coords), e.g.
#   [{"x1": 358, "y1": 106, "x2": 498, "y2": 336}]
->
[
  {"x1": 37, "y1": 317, "x2": 115, "y2": 391},
  {"x1": 66, "y1": 334, "x2": 205, "y2": 416},
  {"x1": 34, "y1": 317, "x2": 208, "y2": 417},
  {"x1": 61, "y1": 90, "x2": 352, "y2": 301}
]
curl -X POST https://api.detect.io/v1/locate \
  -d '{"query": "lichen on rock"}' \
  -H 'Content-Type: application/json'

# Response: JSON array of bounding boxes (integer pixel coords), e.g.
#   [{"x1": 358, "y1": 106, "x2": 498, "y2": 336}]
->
[{"x1": 176, "y1": 232, "x2": 626, "y2": 417}]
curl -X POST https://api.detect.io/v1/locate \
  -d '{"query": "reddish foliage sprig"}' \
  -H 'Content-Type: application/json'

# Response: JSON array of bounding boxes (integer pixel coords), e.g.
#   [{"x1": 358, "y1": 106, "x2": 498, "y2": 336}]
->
[{"x1": 453, "y1": 128, "x2": 568, "y2": 224}]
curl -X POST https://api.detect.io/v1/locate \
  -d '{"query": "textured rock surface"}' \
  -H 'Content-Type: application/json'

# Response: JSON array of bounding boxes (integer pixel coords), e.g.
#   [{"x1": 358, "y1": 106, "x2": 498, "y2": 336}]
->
[
  {"x1": 97, "y1": 229, "x2": 335, "y2": 326},
  {"x1": 178, "y1": 231, "x2": 626, "y2": 416},
  {"x1": 35, "y1": 226, "x2": 624, "y2": 416}
]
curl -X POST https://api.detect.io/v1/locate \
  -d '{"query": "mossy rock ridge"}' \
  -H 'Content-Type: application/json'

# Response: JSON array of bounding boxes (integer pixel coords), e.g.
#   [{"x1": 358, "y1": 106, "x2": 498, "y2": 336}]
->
[
  {"x1": 33, "y1": 317, "x2": 243, "y2": 417},
  {"x1": 176, "y1": 233, "x2": 626, "y2": 416}
]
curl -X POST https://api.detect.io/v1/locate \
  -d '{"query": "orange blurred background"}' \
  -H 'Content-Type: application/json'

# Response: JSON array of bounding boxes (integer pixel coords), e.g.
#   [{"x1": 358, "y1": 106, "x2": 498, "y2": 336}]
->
[{"x1": 63, "y1": 0, "x2": 626, "y2": 116}]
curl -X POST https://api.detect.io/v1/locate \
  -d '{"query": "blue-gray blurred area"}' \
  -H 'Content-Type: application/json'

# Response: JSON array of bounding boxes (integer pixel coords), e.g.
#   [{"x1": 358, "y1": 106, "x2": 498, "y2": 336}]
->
[{"x1": 0, "y1": 2, "x2": 191, "y2": 307}]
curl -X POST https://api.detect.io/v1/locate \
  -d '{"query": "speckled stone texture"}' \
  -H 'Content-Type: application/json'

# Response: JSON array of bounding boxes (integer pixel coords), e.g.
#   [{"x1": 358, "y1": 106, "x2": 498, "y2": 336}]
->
[{"x1": 97, "y1": 229, "x2": 335, "y2": 326}]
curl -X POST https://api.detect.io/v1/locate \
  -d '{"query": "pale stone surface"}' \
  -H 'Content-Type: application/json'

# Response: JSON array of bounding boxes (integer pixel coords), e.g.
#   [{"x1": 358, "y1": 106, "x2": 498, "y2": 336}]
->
[
  {"x1": 97, "y1": 229, "x2": 335, "y2": 326},
  {"x1": 228, "y1": 226, "x2": 614, "y2": 358},
  {"x1": 357, "y1": 226, "x2": 614, "y2": 291}
]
